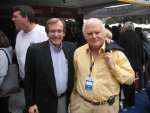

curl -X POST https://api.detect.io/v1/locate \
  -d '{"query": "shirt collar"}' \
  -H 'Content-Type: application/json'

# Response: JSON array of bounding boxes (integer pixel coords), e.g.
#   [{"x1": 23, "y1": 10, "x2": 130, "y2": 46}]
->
[{"x1": 49, "y1": 41, "x2": 62, "y2": 52}]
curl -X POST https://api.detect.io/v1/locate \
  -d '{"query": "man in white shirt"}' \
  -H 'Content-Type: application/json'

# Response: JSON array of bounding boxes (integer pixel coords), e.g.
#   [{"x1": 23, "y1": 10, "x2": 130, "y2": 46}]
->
[
  {"x1": 11, "y1": 5, "x2": 48, "y2": 113},
  {"x1": 12, "y1": 5, "x2": 48, "y2": 80}
]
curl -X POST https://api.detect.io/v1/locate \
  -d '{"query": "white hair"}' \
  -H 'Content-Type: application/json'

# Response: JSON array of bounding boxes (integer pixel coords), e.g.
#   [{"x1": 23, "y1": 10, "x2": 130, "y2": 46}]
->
[{"x1": 82, "y1": 18, "x2": 105, "y2": 36}]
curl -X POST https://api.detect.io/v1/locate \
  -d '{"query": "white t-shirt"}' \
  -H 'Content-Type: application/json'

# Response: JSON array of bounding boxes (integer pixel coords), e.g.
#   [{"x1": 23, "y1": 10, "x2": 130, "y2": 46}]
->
[{"x1": 15, "y1": 24, "x2": 48, "y2": 79}]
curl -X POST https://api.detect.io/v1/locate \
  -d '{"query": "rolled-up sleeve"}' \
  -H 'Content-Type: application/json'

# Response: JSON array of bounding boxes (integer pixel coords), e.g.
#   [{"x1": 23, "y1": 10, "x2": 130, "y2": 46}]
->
[{"x1": 110, "y1": 51, "x2": 135, "y2": 85}]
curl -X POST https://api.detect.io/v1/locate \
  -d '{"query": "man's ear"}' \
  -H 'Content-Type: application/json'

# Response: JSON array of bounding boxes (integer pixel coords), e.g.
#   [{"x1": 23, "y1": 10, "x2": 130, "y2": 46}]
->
[{"x1": 63, "y1": 32, "x2": 66, "y2": 37}]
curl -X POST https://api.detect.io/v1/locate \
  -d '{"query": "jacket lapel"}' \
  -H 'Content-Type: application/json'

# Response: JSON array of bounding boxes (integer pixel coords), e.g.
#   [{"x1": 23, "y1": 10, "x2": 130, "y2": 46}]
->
[
  {"x1": 62, "y1": 43, "x2": 69, "y2": 61},
  {"x1": 62, "y1": 43, "x2": 71, "y2": 89},
  {"x1": 43, "y1": 41, "x2": 57, "y2": 97}
]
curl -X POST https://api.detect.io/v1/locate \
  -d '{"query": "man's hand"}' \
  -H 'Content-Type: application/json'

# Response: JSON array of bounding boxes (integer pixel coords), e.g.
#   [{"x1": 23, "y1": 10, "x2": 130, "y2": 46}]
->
[
  {"x1": 104, "y1": 51, "x2": 115, "y2": 69},
  {"x1": 29, "y1": 104, "x2": 39, "y2": 113},
  {"x1": 105, "y1": 38, "x2": 113, "y2": 44}
]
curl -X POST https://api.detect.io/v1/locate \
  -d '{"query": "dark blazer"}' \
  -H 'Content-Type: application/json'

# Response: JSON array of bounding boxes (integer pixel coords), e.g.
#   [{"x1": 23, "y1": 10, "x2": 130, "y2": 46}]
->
[{"x1": 24, "y1": 41, "x2": 76, "y2": 113}]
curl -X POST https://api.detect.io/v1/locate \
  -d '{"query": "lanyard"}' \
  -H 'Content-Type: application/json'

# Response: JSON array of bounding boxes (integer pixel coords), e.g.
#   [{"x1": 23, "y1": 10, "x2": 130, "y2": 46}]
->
[{"x1": 89, "y1": 54, "x2": 96, "y2": 77}]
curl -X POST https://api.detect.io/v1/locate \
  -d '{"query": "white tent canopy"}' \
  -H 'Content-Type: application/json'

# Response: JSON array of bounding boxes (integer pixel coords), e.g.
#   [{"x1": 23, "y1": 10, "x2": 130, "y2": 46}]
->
[{"x1": 109, "y1": 23, "x2": 150, "y2": 29}]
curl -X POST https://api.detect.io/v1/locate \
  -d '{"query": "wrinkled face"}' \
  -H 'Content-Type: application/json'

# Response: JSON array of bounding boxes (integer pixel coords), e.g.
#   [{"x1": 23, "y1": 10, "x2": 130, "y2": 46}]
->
[
  {"x1": 12, "y1": 11, "x2": 27, "y2": 30},
  {"x1": 47, "y1": 21, "x2": 65, "y2": 47},
  {"x1": 84, "y1": 21, "x2": 105, "y2": 50}
]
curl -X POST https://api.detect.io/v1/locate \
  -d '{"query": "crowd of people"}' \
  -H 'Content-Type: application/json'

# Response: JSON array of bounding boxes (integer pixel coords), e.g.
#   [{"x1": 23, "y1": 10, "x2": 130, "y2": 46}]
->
[
  {"x1": 0, "y1": 5, "x2": 150, "y2": 113},
  {"x1": 106, "y1": 21, "x2": 150, "y2": 111}
]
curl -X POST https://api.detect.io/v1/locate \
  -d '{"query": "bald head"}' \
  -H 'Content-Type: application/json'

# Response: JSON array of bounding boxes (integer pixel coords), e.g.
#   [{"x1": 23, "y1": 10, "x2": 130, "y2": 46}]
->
[{"x1": 82, "y1": 18, "x2": 105, "y2": 37}]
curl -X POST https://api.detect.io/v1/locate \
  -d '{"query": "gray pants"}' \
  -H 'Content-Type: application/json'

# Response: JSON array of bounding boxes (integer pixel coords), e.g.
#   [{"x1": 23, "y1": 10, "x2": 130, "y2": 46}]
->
[{"x1": 57, "y1": 95, "x2": 67, "y2": 113}]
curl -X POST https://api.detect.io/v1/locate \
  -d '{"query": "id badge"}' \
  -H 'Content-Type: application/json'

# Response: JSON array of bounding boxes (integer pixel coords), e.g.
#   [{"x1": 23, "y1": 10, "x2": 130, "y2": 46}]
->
[{"x1": 85, "y1": 77, "x2": 93, "y2": 91}]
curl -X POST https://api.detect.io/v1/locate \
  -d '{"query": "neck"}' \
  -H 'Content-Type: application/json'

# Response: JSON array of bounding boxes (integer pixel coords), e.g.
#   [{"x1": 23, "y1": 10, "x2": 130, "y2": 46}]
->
[
  {"x1": 90, "y1": 46, "x2": 100, "y2": 52},
  {"x1": 54, "y1": 44, "x2": 61, "y2": 48},
  {"x1": 50, "y1": 41, "x2": 61, "y2": 48},
  {"x1": 24, "y1": 23, "x2": 36, "y2": 33},
  {"x1": 89, "y1": 47, "x2": 99, "y2": 58}
]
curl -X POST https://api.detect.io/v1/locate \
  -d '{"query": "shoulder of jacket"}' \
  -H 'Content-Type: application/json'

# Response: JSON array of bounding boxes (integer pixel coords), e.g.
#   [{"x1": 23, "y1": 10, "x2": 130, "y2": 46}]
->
[{"x1": 106, "y1": 42, "x2": 124, "y2": 51}]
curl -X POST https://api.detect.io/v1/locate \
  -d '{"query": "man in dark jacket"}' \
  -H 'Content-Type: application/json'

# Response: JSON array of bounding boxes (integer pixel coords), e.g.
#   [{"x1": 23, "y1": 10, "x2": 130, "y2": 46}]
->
[{"x1": 24, "y1": 18, "x2": 76, "y2": 113}]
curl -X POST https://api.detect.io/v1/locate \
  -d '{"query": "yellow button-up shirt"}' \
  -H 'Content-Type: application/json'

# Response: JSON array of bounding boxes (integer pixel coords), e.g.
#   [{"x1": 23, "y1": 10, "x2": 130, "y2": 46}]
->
[{"x1": 73, "y1": 43, "x2": 135, "y2": 102}]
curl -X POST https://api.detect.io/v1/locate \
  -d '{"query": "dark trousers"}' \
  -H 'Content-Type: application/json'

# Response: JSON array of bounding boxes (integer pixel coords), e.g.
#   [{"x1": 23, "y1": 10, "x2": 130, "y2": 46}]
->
[
  {"x1": 145, "y1": 61, "x2": 150, "y2": 100},
  {"x1": 123, "y1": 84, "x2": 135, "y2": 107},
  {"x1": 0, "y1": 96, "x2": 9, "y2": 113}
]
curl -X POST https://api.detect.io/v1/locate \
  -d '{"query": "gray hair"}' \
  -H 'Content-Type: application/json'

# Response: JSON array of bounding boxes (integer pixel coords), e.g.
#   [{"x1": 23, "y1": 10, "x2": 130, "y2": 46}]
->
[
  {"x1": 122, "y1": 21, "x2": 135, "y2": 31},
  {"x1": 45, "y1": 18, "x2": 66, "y2": 33}
]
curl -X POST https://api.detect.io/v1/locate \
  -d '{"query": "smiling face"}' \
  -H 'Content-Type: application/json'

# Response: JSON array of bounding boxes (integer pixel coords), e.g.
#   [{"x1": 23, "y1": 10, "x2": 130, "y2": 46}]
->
[
  {"x1": 83, "y1": 18, "x2": 105, "y2": 50},
  {"x1": 46, "y1": 19, "x2": 65, "y2": 47}
]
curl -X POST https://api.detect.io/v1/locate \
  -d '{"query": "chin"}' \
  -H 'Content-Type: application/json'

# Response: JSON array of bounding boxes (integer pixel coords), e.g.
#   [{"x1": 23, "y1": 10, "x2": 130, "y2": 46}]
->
[
  {"x1": 55, "y1": 41, "x2": 61, "y2": 45},
  {"x1": 16, "y1": 27, "x2": 21, "y2": 31},
  {"x1": 54, "y1": 42, "x2": 61, "y2": 47}
]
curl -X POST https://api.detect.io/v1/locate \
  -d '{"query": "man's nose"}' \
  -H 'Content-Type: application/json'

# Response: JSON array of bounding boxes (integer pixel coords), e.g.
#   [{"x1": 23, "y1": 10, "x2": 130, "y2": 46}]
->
[
  {"x1": 91, "y1": 33, "x2": 96, "y2": 38},
  {"x1": 54, "y1": 31, "x2": 59, "y2": 36}
]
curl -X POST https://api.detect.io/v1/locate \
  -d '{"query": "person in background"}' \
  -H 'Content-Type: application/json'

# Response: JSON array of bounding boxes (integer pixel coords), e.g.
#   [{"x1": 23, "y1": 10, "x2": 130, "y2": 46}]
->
[
  {"x1": 118, "y1": 22, "x2": 144, "y2": 110},
  {"x1": 111, "y1": 26, "x2": 121, "y2": 43},
  {"x1": 135, "y1": 27, "x2": 150, "y2": 100},
  {"x1": 0, "y1": 30, "x2": 13, "y2": 113},
  {"x1": 24, "y1": 18, "x2": 76, "y2": 113},
  {"x1": 135, "y1": 27, "x2": 148, "y2": 90},
  {"x1": 105, "y1": 28, "x2": 112, "y2": 39},
  {"x1": 11, "y1": 5, "x2": 48, "y2": 113},
  {"x1": 70, "y1": 18, "x2": 135, "y2": 113},
  {"x1": 12, "y1": 5, "x2": 48, "y2": 82}
]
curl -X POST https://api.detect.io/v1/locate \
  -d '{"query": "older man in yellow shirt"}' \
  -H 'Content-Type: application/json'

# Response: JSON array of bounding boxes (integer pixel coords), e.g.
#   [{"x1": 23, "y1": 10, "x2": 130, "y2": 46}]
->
[{"x1": 70, "y1": 18, "x2": 135, "y2": 113}]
